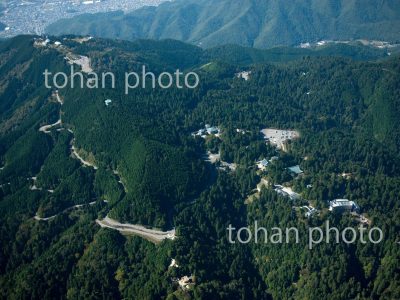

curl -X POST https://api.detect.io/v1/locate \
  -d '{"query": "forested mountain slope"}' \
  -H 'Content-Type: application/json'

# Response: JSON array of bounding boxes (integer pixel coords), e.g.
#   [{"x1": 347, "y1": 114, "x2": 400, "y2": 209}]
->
[
  {"x1": 0, "y1": 35, "x2": 399, "y2": 299},
  {"x1": 47, "y1": 0, "x2": 400, "y2": 48}
]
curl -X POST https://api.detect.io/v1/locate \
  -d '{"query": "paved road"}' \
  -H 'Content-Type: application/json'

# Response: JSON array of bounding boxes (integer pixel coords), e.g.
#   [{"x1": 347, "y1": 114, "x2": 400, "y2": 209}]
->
[
  {"x1": 96, "y1": 216, "x2": 176, "y2": 243},
  {"x1": 34, "y1": 201, "x2": 97, "y2": 221},
  {"x1": 71, "y1": 142, "x2": 98, "y2": 170}
]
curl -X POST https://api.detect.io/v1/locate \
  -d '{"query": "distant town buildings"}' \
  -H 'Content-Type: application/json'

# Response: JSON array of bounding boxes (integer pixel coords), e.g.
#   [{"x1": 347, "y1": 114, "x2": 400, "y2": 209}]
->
[
  {"x1": 0, "y1": 0, "x2": 169, "y2": 38},
  {"x1": 298, "y1": 39, "x2": 399, "y2": 50}
]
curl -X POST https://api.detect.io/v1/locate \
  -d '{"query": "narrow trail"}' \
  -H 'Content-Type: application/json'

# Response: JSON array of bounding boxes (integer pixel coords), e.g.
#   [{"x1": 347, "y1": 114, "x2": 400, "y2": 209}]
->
[
  {"x1": 28, "y1": 176, "x2": 53, "y2": 193},
  {"x1": 39, "y1": 119, "x2": 61, "y2": 133},
  {"x1": 34, "y1": 201, "x2": 98, "y2": 221},
  {"x1": 55, "y1": 91, "x2": 64, "y2": 105},
  {"x1": 38, "y1": 91, "x2": 63, "y2": 134},
  {"x1": 35, "y1": 90, "x2": 100, "y2": 220},
  {"x1": 113, "y1": 170, "x2": 128, "y2": 192}
]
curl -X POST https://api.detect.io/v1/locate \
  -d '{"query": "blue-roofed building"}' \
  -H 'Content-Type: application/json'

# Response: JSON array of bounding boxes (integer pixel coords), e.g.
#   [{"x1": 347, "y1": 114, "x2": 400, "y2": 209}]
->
[
  {"x1": 288, "y1": 165, "x2": 303, "y2": 176},
  {"x1": 257, "y1": 159, "x2": 269, "y2": 170},
  {"x1": 206, "y1": 127, "x2": 219, "y2": 135},
  {"x1": 329, "y1": 199, "x2": 360, "y2": 213}
]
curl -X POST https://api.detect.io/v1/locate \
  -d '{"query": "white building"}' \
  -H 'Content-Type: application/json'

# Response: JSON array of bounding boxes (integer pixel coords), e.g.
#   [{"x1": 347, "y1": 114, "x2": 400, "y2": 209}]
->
[
  {"x1": 288, "y1": 165, "x2": 303, "y2": 176},
  {"x1": 329, "y1": 199, "x2": 360, "y2": 213},
  {"x1": 206, "y1": 126, "x2": 219, "y2": 135},
  {"x1": 236, "y1": 71, "x2": 251, "y2": 81},
  {"x1": 169, "y1": 259, "x2": 179, "y2": 268},
  {"x1": 192, "y1": 124, "x2": 220, "y2": 138}
]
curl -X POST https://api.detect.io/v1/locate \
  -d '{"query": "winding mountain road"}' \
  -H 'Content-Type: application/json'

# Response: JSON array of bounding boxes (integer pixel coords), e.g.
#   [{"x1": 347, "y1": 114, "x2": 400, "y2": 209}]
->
[
  {"x1": 34, "y1": 201, "x2": 97, "y2": 221},
  {"x1": 35, "y1": 90, "x2": 175, "y2": 244},
  {"x1": 71, "y1": 142, "x2": 98, "y2": 170}
]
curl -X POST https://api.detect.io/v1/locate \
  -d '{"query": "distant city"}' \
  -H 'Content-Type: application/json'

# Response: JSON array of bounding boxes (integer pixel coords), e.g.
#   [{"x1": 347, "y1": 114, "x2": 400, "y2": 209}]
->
[{"x1": 0, "y1": 0, "x2": 169, "y2": 37}]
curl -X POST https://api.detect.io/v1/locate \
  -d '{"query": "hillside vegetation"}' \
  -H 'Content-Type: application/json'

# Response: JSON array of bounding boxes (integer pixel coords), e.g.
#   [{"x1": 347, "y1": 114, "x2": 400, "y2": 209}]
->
[
  {"x1": 47, "y1": 0, "x2": 400, "y2": 48},
  {"x1": 0, "y1": 36, "x2": 399, "y2": 299}
]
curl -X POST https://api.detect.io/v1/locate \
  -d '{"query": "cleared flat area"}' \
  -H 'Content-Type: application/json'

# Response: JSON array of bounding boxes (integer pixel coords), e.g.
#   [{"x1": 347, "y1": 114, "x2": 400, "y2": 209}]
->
[
  {"x1": 204, "y1": 151, "x2": 220, "y2": 163},
  {"x1": 65, "y1": 55, "x2": 93, "y2": 73},
  {"x1": 261, "y1": 128, "x2": 299, "y2": 149},
  {"x1": 96, "y1": 216, "x2": 176, "y2": 244}
]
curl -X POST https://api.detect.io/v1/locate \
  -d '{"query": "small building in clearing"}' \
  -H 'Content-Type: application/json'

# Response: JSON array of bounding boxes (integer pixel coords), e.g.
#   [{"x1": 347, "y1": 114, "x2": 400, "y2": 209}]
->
[
  {"x1": 236, "y1": 70, "x2": 251, "y2": 81},
  {"x1": 206, "y1": 126, "x2": 219, "y2": 135},
  {"x1": 304, "y1": 206, "x2": 319, "y2": 218},
  {"x1": 178, "y1": 275, "x2": 194, "y2": 290},
  {"x1": 288, "y1": 165, "x2": 303, "y2": 176},
  {"x1": 192, "y1": 124, "x2": 220, "y2": 137},
  {"x1": 257, "y1": 159, "x2": 269, "y2": 170},
  {"x1": 329, "y1": 199, "x2": 360, "y2": 213},
  {"x1": 169, "y1": 259, "x2": 179, "y2": 268}
]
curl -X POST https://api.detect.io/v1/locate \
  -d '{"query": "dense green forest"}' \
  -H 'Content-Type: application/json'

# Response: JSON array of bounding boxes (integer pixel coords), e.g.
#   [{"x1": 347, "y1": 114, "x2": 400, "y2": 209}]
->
[{"x1": 0, "y1": 35, "x2": 399, "y2": 299}]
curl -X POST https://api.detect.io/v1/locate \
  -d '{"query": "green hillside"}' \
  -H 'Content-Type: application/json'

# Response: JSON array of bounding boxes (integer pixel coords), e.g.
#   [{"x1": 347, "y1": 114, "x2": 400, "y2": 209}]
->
[
  {"x1": 205, "y1": 43, "x2": 392, "y2": 65},
  {"x1": 0, "y1": 36, "x2": 399, "y2": 299},
  {"x1": 47, "y1": 0, "x2": 400, "y2": 48}
]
